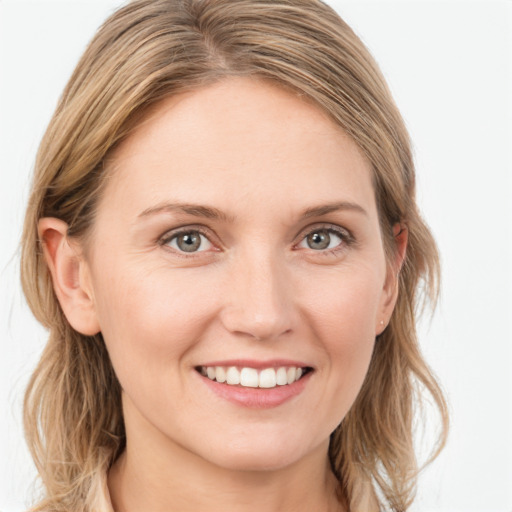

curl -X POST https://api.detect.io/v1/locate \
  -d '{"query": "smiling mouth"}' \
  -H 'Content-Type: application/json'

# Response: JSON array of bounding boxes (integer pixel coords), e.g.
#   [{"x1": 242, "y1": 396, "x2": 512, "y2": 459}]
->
[{"x1": 195, "y1": 365, "x2": 313, "y2": 389}]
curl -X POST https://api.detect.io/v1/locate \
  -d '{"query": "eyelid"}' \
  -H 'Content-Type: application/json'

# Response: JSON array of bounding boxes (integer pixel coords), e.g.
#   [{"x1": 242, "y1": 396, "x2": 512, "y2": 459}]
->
[
  {"x1": 158, "y1": 225, "x2": 220, "y2": 254},
  {"x1": 157, "y1": 222, "x2": 355, "y2": 257},
  {"x1": 294, "y1": 223, "x2": 354, "y2": 253}
]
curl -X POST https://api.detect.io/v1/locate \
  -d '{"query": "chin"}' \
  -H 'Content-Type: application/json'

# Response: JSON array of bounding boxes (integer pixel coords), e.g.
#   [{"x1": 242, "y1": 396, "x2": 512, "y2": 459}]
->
[
  {"x1": 200, "y1": 434, "x2": 322, "y2": 473},
  {"x1": 213, "y1": 453, "x2": 299, "y2": 473}
]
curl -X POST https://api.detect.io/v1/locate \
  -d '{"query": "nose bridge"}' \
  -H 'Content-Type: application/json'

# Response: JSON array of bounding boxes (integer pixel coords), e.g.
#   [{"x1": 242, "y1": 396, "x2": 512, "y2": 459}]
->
[{"x1": 221, "y1": 244, "x2": 295, "y2": 340}]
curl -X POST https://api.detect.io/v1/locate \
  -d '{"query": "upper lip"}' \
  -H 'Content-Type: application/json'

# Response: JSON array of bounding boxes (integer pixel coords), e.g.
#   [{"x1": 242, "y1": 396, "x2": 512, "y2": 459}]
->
[{"x1": 196, "y1": 359, "x2": 313, "y2": 370}]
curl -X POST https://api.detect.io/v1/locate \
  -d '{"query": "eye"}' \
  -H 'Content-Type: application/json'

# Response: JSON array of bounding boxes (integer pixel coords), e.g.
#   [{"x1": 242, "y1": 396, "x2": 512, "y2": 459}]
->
[
  {"x1": 163, "y1": 230, "x2": 213, "y2": 253},
  {"x1": 297, "y1": 226, "x2": 348, "y2": 252}
]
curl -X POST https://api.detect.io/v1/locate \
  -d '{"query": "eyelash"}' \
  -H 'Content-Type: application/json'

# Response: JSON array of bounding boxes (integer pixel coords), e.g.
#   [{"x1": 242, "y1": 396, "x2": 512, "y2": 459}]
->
[
  {"x1": 296, "y1": 224, "x2": 355, "y2": 256},
  {"x1": 158, "y1": 224, "x2": 355, "y2": 258},
  {"x1": 158, "y1": 226, "x2": 214, "y2": 257}
]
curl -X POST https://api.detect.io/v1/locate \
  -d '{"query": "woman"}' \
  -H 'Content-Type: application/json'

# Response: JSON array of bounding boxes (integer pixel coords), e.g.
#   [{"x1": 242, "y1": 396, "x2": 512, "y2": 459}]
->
[{"x1": 21, "y1": 0, "x2": 448, "y2": 510}]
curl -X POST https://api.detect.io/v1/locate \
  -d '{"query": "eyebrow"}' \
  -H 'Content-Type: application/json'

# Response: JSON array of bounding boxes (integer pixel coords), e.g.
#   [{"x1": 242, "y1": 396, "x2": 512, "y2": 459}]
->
[
  {"x1": 300, "y1": 201, "x2": 368, "y2": 219},
  {"x1": 137, "y1": 200, "x2": 367, "y2": 222},
  {"x1": 138, "y1": 202, "x2": 234, "y2": 222}
]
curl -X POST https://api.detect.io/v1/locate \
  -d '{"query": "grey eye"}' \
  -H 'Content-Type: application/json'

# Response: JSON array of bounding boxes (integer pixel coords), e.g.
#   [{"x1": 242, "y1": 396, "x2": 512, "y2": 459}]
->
[
  {"x1": 299, "y1": 229, "x2": 344, "y2": 251},
  {"x1": 166, "y1": 231, "x2": 212, "y2": 253},
  {"x1": 307, "y1": 231, "x2": 330, "y2": 250}
]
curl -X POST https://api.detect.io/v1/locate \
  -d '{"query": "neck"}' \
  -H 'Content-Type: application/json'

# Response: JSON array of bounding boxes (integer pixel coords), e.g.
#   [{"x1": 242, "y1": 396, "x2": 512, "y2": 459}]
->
[{"x1": 108, "y1": 400, "x2": 344, "y2": 512}]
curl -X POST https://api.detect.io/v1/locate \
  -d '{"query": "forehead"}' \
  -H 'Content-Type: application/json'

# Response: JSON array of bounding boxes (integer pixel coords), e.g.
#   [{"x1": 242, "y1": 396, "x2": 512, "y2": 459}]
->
[{"x1": 102, "y1": 76, "x2": 376, "y2": 221}]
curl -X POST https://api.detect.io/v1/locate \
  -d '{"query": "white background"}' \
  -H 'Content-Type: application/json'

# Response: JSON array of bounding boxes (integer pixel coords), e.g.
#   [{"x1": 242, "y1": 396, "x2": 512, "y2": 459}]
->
[{"x1": 1, "y1": 1, "x2": 511, "y2": 511}]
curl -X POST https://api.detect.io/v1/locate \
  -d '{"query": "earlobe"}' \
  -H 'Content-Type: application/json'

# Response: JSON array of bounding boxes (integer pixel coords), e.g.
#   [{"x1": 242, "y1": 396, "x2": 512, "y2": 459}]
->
[
  {"x1": 38, "y1": 218, "x2": 100, "y2": 336},
  {"x1": 376, "y1": 223, "x2": 408, "y2": 335}
]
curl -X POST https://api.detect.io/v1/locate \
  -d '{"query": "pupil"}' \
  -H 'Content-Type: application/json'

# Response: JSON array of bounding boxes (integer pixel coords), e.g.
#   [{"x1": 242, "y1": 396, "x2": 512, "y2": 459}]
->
[
  {"x1": 308, "y1": 231, "x2": 330, "y2": 250},
  {"x1": 178, "y1": 233, "x2": 201, "y2": 252}
]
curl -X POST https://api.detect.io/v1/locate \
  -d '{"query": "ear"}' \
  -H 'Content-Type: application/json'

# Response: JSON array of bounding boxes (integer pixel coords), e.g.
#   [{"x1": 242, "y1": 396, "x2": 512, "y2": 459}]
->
[
  {"x1": 38, "y1": 217, "x2": 100, "y2": 336},
  {"x1": 376, "y1": 223, "x2": 408, "y2": 335}
]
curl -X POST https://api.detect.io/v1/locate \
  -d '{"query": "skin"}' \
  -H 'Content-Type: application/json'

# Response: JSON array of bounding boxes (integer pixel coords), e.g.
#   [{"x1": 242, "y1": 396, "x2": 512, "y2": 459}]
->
[{"x1": 40, "y1": 77, "x2": 406, "y2": 512}]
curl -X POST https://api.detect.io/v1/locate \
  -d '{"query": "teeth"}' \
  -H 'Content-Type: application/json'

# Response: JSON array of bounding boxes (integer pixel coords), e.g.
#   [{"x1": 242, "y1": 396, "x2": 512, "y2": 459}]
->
[
  {"x1": 215, "y1": 366, "x2": 226, "y2": 383},
  {"x1": 240, "y1": 367, "x2": 259, "y2": 387},
  {"x1": 276, "y1": 367, "x2": 288, "y2": 386},
  {"x1": 200, "y1": 365, "x2": 307, "y2": 388},
  {"x1": 226, "y1": 366, "x2": 240, "y2": 385},
  {"x1": 259, "y1": 368, "x2": 276, "y2": 388}
]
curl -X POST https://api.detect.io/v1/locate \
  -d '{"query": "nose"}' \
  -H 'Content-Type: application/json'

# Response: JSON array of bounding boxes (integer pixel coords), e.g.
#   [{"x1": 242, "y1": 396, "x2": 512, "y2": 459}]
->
[{"x1": 219, "y1": 249, "x2": 297, "y2": 341}]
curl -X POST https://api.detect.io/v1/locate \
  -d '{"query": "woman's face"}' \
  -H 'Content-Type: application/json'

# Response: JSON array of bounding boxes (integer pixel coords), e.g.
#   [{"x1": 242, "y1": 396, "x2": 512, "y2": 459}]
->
[{"x1": 81, "y1": 77, "x2": 398, "y2": 471}]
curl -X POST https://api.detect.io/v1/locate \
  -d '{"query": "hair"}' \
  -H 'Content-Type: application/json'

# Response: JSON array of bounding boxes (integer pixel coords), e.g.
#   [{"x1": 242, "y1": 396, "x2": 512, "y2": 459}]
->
[{"x1": 21, "y1": 0, "x2": 448, "y2": 510}]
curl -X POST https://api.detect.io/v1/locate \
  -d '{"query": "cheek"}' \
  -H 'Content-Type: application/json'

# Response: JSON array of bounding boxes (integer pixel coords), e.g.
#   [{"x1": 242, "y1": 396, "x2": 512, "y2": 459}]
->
[
  {"x1": 307, "y1": 264, "x2": 384, "y2": 343},
  {"x1": 304, "y1": 267, "x2": 383, "y2": 413},
  {"x1": 91, "y1": 262, "x2": 219, "y2": 380},
  {"x1": 91, "y1": 264, "x2": 225, "y2": 433}
]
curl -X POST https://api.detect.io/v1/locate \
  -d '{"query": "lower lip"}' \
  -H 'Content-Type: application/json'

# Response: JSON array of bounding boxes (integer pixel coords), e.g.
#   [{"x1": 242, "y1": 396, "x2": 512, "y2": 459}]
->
[{"x1": 198, "y1": 371, "x2": 312, "y2": 409}]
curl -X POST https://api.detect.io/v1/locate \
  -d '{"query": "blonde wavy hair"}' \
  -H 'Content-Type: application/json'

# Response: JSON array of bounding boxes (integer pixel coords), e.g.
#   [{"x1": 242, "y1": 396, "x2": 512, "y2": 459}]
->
[{"x1": 21, "y1": 0, "x2": 448, "y2": 510}]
